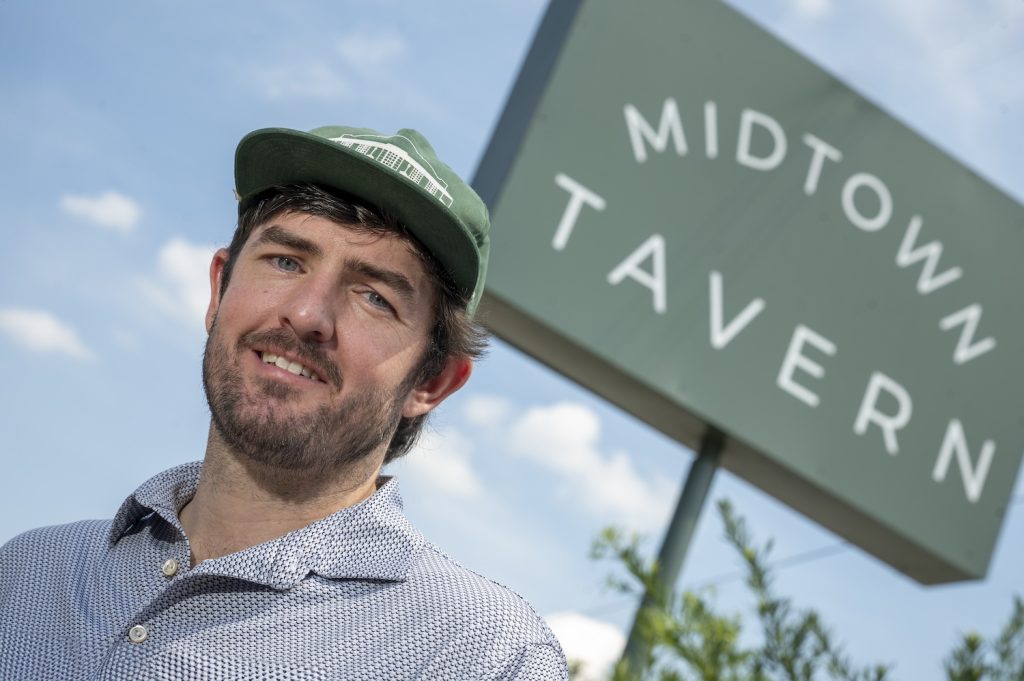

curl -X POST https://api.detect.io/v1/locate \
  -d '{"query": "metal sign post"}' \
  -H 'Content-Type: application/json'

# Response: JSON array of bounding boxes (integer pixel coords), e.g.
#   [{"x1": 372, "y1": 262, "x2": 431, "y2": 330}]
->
[{"x1": 620, "y1": 427, "x2": 725, "y2": 676}]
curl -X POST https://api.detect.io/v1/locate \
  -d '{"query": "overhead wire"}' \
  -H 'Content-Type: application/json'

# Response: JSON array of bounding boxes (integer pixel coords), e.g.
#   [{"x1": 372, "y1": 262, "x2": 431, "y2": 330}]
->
[{"x1": 574, "y1": 492, "x2": 1024, "y2": 619}]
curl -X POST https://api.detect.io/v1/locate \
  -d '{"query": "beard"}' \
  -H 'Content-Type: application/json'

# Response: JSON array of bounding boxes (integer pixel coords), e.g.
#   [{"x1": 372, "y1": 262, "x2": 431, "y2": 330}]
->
[{"x1": 202, "y1": 321, "x2": 413, "y2": 477}]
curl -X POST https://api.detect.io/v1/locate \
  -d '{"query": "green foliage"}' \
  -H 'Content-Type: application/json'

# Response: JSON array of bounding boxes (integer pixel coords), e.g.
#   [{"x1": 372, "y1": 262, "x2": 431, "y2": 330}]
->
[
  {"x1": 944, "y1": 597, "x2": 1024, "y2": 681},
  {"x1": 579, "y1": 501, "x2": 1022, "y2": 680},
  {"x1": 581, "y1": 499, "x2": 1024, "y2": 680},
  {"x1": 717, "y1": 500, "x2": 888, "y2": 681},
  {"x1": 585, "y1": 500, "x2": 889, "y2": 680},
  {"x1": 591, "y1": 523, "x2": 750, "y2": 681}
]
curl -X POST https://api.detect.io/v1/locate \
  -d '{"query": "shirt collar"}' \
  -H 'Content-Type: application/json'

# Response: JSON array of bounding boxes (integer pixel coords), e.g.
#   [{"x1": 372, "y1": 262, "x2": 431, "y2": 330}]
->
[{"x1": 109, "y1": 461, "x2": 424, "y2": 589}]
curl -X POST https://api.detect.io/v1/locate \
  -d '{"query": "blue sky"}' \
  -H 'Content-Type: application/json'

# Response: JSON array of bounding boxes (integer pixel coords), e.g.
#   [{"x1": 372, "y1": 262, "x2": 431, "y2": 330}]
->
[{"x1": 1, "y1": 1, "x2": 1022, "y2": 677}]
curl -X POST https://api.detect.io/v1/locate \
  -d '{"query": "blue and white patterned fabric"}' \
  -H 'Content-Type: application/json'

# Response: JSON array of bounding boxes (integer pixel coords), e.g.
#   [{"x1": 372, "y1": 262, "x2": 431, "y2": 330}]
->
[{"x1": 0, "y1": 462, "x2": 568, "y2": 680}]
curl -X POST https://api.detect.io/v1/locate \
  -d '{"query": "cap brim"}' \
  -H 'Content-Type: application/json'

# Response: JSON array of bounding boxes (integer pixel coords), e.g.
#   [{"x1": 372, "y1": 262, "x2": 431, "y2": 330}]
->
[{"x1": 235, "y1": 128, "x2": 479, "y2": 297}]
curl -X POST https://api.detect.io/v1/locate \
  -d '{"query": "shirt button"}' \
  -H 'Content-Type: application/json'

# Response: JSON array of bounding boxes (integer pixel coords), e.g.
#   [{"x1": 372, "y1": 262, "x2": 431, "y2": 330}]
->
[
  {"x1": 161, "y1": 558, "x2": 180, "y2": 578},
  {"x1": 128, "y1": 624, "x2": 149, "y2": 644}
]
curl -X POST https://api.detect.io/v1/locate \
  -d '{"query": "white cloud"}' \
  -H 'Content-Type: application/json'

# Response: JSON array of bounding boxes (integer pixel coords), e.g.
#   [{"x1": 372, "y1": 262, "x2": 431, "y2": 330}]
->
[
  {"x1": 334, "y1": 26, "x2": 439, "y2": 117},
  {"x1": 253, "y1": 61, "x2": 349, "y2": 100},
  {"x1": 792, "y1": 0, "x2": 831, "y2": 19},
  {"x1": 869, "y1": 2, "x2": 988, "y2": 116},
  {"x1": 805, "y1": 1, "x2": 1024, "y2": 175},
  {"x1": 245, "y1": 26, "x2": 438, "y2": 117},
  {"x1": 138, "y1": 237, "x2": 217, "y2": 333},
  {"x1": 247, "y1": 26, "x2": 406, "y2": 102},
  {"x1": 0, "y1": 307, "x2": 95, "y2": 361},
  {"x1": 59, "y1": 190, "x2": 141, "y2": 233},
  {"x1": 506, "y1": 402, "x2": 674, "y2": 532},
  {"x1": 546, "y1": 612, "x2": 624, "y2": 681},
  {"x1": 337, "y1": 30, "x2": 407, "y2": 73},
  {"x1": 463, "y1": 394, "x2": 513, "y2": 428},
  {"x1": 404, "y1": 427, "x2": 483, "y2": 499}
]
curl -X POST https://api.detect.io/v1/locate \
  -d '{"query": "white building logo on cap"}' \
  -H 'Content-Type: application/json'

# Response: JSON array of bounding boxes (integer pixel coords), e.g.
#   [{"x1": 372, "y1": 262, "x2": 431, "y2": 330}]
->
[{"x1": 330, "y1": 134, "x2": 454, "y2": 208}]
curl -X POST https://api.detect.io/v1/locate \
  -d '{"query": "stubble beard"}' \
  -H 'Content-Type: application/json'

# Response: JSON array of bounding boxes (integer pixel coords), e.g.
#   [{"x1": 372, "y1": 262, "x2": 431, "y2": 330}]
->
[{"x1": 202, "y1": 321, "x2": 413, "y2": 478}]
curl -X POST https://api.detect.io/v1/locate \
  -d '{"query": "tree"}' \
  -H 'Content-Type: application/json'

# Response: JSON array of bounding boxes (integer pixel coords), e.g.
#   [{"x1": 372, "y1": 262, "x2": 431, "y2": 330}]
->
[
  {"x1": 944, "y1": 597, "x2": 1024, "y2": 681},
  {"x1": 587, "y1": 499, "x2": 889, "y2": 680},
  {"x1": 583, "y1": 499, "x2": 1023, "y2": 680}
]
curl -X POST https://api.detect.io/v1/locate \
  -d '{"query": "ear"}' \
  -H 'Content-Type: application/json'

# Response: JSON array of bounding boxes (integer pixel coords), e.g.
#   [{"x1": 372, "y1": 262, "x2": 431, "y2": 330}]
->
[
  {"x1": 205, "y1": 248, "x2": 231, "y2": 333},
  {"x1": 401, "y1": 356, "x2": 473, "y2": 419}
]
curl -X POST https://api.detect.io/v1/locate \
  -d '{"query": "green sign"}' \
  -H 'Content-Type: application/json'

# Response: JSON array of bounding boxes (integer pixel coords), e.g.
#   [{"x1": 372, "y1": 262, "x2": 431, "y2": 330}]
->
[{"x1": 474, "y1": 0, "x2": 1024, "y2": 584}]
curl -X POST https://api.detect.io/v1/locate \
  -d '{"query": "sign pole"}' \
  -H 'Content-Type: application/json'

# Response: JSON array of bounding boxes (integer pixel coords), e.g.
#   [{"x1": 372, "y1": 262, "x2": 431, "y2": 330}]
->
[{"x1": 620, "y1": 426, "x2": 725, "y2": 677}]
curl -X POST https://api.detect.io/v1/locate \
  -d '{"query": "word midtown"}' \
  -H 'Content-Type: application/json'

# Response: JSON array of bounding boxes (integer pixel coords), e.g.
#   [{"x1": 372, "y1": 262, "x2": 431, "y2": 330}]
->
[{"x1": 547, "y1": 97, "x2": 1004, "y2": 505}]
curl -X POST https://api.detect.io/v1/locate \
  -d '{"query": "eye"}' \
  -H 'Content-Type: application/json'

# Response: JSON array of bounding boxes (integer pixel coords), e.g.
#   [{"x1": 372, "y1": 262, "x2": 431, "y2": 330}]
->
[
  {"x1": 364, "y1": 289, "x2": 394, "y2": 313},
  {"x1": 272, "y1": 256, "x2": 300, "y2": 273}
]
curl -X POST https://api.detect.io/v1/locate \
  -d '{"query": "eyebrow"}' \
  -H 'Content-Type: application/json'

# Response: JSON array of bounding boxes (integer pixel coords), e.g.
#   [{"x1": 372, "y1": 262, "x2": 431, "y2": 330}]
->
[
  {"x1": 251, "y1": 225, "x2": 323, "y2": 258},
  {"x1": 252, "y1": 224, "x2": 419, "y2": 304},
  {"x1": 345, "y1": 258, "x2": 417, "y2": 304}
]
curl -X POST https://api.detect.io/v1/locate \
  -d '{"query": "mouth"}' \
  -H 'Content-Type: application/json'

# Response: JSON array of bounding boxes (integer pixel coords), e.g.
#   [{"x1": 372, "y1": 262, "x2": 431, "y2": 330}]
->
[{"x1": 257, "y1": 350, "x2": 325, "y2": 383}]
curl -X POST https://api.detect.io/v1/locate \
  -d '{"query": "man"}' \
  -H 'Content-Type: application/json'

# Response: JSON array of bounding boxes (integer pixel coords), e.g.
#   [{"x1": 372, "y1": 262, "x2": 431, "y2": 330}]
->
[{"x1": 0, "y1": 125, "x2": 569, "y2": 680}]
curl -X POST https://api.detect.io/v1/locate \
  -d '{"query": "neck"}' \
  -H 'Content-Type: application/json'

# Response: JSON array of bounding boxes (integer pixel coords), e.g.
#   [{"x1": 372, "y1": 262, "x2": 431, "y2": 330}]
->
[{"x1": 179, "y1": 423, "x2": 385, "y2": 565}]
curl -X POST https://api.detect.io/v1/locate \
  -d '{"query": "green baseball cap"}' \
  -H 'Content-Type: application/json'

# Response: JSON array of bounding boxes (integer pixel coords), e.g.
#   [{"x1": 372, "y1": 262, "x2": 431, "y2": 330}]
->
[{"x1": 234, "y1": 125, "x2": 490, "y2": 314}]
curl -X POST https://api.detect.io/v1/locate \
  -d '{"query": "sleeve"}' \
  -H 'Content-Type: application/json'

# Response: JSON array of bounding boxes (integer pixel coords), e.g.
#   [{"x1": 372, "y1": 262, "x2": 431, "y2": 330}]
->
[{"x1": 487, "y1": 643, "x2": 570, "y2": 681}]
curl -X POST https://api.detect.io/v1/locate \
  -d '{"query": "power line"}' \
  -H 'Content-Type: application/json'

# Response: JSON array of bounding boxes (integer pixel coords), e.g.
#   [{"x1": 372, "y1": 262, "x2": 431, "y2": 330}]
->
[
  {"x1": 575, "y1": 493, "x2": 1024, "y2": 618},
  {"x1": 692, "y1": 541, "x2": 849, "y2": 591}
]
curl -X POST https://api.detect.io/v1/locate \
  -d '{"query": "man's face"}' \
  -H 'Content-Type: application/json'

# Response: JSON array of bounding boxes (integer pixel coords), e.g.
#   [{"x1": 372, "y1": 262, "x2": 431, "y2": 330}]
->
[{"x1": 202, "y1": 211, "x2": 453, "y2": 476}]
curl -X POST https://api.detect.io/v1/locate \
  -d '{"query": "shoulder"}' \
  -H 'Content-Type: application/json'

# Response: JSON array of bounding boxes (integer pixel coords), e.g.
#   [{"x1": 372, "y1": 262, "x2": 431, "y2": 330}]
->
[
  {"x1": 404, "y1": 542, "x2": 568, "y2": 678},
  {"x1": 0, "y1": 520, "x2": 114, "y2": 626},
  {"x1": 412, "y1": 543, "x2": 555, "y2": 635},
  {"x1": 0, "y1": 519, "x2": 112, "y2": 575}
]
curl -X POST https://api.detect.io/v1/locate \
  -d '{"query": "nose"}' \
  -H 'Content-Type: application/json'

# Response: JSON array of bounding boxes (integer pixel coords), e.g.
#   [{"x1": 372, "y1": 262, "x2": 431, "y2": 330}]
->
[{"x1": 279, "y1": 276, "x2": 337, "y2": 343}]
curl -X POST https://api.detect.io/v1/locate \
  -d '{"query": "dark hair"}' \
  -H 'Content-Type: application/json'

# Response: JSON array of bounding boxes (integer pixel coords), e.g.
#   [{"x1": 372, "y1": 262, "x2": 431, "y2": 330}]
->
[{"x1": 222, "y1": 183, "x2": 488, "y2": 464}]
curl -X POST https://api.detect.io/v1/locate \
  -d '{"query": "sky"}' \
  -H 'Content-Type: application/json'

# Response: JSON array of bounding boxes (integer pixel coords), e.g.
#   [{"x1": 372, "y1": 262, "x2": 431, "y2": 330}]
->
[{"x1": 1, "y1": 0, "x2": 1022, "y2": 678}]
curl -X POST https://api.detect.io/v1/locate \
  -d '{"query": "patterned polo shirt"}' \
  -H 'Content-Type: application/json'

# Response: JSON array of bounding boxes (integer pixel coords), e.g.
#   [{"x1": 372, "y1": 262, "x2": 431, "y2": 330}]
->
[{"x1": 0, "y1": 462, "x2": 568, "y2": 680}]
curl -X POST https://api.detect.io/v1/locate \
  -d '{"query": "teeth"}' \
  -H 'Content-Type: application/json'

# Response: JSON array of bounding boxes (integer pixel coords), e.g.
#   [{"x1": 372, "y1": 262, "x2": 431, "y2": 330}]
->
[{"x1": 259, "y1": 351, "x2": 319, "y2": 382}]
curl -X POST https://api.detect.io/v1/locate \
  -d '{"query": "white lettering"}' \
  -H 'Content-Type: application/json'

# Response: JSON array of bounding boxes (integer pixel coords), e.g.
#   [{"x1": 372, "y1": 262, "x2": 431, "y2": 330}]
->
[
  {"x1": 776, "y1": 325, "x2": 837, "y2": 408},
  {"x1": 607, "y1": 235, "x2": 667, "y2": 314},
  {"x1": 704, "y1": 100, "x2": 718, "y2": 159},
  {"x1": 802, "y1": 133, "x2": 843, "y2": 196},
  {"x1": 624, "y1": 99, "x2": 687, "y2": 163},
  {"x1": 841, "y1": 172, "x2": 892, "y2": 232},
  {"x1": 853, "y1": 372, "x2": 914, "y2": 455},
  {"x1": 552, "y1": 173, "x2": 606, "y2": 251},
  {"x1": 736, "y1": 108, "x2": 787, "y2": 171},
  {"x1": 896, "y1": 215, "x2": 964, "y2": 294},
  {"x1": 709, "y1": 270, "x2": 766, "y2": 349},
  {"x1": 939, "y1": 304, "x2": 997, "y2": 365},
  {"x1": 932, "y1": 419, "x2": 995, "y2": 503}
]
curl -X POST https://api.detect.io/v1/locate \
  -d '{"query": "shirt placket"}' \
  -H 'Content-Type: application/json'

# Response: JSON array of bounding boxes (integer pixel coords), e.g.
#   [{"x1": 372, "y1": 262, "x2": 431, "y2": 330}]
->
[{"x1": 97, "y1": 528, "x2": 193, "y2": 678}]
